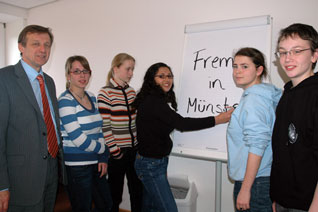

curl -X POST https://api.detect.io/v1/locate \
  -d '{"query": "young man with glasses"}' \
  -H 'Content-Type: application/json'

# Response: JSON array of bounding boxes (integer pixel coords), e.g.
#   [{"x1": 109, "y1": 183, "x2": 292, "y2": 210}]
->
[{"x1": 270, "y1": 23, "x2": 318, "y2": 212}]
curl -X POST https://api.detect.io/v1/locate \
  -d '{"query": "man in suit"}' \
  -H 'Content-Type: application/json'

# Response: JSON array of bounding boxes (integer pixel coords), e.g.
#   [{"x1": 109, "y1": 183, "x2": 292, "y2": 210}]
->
[{"x1": 0, "y1": 25, "x2": 62, "y2": 212}]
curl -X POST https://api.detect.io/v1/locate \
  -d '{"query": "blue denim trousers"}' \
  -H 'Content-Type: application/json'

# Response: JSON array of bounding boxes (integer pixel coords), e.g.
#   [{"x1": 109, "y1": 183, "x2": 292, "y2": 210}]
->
[
  {"x1": 134, "y1": 154, "x2": 178, "y2": 212},
  {"x1": 234, "y1": 176, "x2": 272, "y2": 212},
  {"x1": 66, "y1": 164, "x2": 112, "y2": 212}
]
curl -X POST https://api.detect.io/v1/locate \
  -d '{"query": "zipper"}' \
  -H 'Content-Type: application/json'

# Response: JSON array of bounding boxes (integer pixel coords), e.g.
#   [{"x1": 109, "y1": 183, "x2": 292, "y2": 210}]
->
[{"x1": 121, "y1": 87, "x2": 135, "y2": 148}]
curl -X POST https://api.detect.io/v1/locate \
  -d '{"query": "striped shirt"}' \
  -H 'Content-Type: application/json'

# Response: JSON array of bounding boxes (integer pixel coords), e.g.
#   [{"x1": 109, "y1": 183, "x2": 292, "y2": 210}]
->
[
  {"x1": 58, "y1": 90, "x2": 109, "y2": 166},
  {"x1": 97, "y1": 78, "x2": 137, "y2": 158}
]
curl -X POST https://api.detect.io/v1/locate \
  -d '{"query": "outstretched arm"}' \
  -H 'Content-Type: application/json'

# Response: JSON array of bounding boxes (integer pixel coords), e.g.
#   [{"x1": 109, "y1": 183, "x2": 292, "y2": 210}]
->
[{"x1": 215, "y1": 108, "x2": 234, "y2": 125}]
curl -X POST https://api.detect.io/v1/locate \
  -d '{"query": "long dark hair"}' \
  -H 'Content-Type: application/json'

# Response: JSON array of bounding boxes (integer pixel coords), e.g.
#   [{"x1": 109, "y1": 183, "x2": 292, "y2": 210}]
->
[{"x1": 133, "y1": 62, "x2": 177, "y2": 110}]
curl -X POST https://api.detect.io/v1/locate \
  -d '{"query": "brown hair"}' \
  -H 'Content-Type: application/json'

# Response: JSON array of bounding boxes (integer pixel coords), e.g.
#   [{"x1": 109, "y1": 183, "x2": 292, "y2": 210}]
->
[
  {"x1": 234, "y1": 47, "x2": 268, "y2": 80},
  {"x1": 65, "y1": 55, "x2": 91, "y2": 89},
  {"x1": 18, "y1": 25, "x2": 53, "y2": 47},
  {"x1": 277, "y1": 23, "x2": 318, "y2": 69}
]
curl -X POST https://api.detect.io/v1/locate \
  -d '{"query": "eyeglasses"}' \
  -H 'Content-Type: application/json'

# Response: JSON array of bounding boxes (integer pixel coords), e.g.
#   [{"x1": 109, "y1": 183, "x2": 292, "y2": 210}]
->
[
  {"x1": 155, "y1": 74, "x2": 174, "y2": 79},
  {"x1": 69, "y1": 69, "x2": 91, "y2": 75},
  {"x1": 275, "y1": 48, "x2": 311, "y2": 58}
]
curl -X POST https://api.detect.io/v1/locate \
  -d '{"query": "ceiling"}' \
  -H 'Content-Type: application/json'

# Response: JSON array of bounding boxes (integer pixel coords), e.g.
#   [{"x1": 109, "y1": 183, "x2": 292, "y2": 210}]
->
[
  {"x1": 0, "y1": 0, "x2": 57, "y2": 9},
  {"x1": 0, "y1": 0, "x2": 58, "y2": 22}
]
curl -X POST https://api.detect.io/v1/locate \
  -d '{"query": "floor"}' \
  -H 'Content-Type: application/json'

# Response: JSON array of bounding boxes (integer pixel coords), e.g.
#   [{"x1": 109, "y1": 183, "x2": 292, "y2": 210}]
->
[
  {"x1": 53, "y1": 185, "x2": 128, "y2": 212},
  {"x1": 54, "y1": 185, "x2": 72, "y2": 212}
]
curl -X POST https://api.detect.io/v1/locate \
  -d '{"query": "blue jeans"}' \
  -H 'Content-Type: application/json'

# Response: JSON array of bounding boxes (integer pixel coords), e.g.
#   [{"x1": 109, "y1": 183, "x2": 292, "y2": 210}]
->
[
  {"x1": 66, "y1": 164, "x2": 112, "y2": 212},
  {"x1": 234, "y1": 176, "x2": 272, "y2": 212},
  {"x1": 134, "y1": 154, "x2": 178, "y2": 212}
]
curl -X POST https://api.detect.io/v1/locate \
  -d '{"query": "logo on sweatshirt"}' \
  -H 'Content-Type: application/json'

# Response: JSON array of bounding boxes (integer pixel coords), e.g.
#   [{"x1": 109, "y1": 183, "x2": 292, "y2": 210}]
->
[{"x1": 288, "y1": 123, "x2": 298, "y2": 144}]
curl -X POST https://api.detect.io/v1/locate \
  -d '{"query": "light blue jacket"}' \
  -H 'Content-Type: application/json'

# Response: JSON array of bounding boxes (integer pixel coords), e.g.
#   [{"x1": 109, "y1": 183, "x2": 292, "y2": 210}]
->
[{"x1": 226, "y1": 83, "x2": 281, "y2": 181}]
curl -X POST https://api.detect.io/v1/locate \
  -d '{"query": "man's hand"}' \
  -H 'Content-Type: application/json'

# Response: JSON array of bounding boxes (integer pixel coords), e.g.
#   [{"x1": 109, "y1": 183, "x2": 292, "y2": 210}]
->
[{"x1": 0, "y1": 190, "x2": 9, "y2": 212}]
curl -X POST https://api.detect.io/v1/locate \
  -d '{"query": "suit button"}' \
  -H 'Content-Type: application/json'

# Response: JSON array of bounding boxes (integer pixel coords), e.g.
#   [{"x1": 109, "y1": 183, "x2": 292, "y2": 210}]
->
[
  {"x1": 43, "y1": 155, "x2": 48, "y2": 159},
  {"x1": 42, "y1": 132, "x2": 46, "y2": 136}
]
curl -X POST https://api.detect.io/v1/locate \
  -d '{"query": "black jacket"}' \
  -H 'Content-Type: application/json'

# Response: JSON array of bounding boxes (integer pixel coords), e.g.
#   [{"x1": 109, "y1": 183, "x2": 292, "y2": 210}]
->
[
  {"x1": 136, "y1": 93, "x2": 215, "y2": 158},
  {"x1": 270, "y1": 74, "x2": 318, "y2": 210}
]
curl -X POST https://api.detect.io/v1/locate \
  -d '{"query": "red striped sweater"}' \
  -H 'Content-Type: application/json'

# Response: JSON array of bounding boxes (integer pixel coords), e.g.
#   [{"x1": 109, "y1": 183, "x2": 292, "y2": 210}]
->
[{"x1": 97, "y1": 78, "x2": 137, "y2": 158}]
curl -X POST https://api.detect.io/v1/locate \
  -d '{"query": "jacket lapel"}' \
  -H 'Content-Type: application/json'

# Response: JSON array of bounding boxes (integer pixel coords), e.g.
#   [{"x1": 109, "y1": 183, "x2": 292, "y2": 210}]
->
[{"x1": 14, "y1": 62, "x2": 43, "y2": 117}]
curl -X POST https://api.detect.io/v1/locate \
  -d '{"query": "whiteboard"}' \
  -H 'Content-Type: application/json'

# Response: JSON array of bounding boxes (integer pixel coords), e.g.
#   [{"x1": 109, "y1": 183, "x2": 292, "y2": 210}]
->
[{"x1": 172, "y1": 15, "x2": 272, "y2": 162}]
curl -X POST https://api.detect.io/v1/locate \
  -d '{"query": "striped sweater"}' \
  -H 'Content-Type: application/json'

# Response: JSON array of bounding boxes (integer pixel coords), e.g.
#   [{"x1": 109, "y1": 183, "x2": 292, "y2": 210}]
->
[
  {"x1": 97, "y1": 78, "x2": 137, "y2": 158},
  {"x1": 58, "y1": 90, "x2": 109, "y2": 166}
]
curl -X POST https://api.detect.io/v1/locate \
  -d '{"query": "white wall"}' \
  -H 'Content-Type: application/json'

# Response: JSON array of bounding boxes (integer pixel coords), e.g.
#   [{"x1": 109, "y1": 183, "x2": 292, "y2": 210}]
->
[
  {"x1": 0, "y1": 23, "x2": 5, "y2": 68},
  {"x1": 5, "y1": 18, "x2": 26, "y2": 65},
  {"x1": 5, "y1": 0, "x2": 318, "y2": 211}
]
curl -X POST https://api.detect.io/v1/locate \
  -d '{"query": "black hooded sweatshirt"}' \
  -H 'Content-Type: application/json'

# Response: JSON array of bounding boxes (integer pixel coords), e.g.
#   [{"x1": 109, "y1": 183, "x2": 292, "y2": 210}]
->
[{"x1": 270, "y1": 73, "x2": 318, "y2": 210}]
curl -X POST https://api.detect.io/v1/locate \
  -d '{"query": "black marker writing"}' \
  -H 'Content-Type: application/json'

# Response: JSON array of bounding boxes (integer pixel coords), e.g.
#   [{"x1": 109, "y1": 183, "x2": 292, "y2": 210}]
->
[
  {"x1": 193, "y1": 49, "x2": 233, "y2": 71},
  {"x1": 187, "y1": 97, "x2": 238, "y2": 114}
]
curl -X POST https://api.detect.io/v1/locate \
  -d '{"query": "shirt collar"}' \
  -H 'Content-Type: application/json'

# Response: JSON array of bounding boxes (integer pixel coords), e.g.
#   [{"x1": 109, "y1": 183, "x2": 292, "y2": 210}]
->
[
  {"x1": 110, "y1": 78, "x2": 128, "y2": 89},
  {"x1": 20, "y1": 59, "x2": 44, "y2": 81}
]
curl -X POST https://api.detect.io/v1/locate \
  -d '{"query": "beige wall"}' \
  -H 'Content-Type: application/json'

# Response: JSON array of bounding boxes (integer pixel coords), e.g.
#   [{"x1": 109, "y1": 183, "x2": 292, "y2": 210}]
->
[
  {"x1": 0, "y1": 23, "x2": 5, "y2": 67},
  {"x1": 5, "y1": 0, "x2": 318, "y2": 211},
  {"x1": 5, "y1": 18, "x2": 25, "y2": 65}
]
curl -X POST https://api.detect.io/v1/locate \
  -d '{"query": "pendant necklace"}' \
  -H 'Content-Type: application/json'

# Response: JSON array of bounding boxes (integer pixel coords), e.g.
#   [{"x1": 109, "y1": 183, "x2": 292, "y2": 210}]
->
[{"x1": 70, "y1": 89, "x2": 85, "y2": 100}]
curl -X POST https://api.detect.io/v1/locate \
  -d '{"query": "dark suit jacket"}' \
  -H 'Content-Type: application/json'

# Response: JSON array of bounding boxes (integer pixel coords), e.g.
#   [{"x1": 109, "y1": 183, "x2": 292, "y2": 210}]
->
[{"x1": 0, "y1": 61, "x2": 65, "y2": 206}]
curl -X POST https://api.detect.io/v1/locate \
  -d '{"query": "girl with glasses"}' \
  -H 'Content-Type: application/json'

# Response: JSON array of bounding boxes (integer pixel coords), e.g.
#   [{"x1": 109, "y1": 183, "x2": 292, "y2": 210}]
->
[{"x1": 58, "y1": 55, "x2": 112, "y2": 212}]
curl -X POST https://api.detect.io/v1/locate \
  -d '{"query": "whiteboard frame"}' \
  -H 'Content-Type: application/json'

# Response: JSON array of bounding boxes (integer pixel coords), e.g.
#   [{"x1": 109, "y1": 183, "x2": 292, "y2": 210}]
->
[
  {"x1": 172, "y1": 15, "x2": 273, "y2": 162},
  {"x1": 185, "y1": 15, "x2": 271, "y2": 34}
]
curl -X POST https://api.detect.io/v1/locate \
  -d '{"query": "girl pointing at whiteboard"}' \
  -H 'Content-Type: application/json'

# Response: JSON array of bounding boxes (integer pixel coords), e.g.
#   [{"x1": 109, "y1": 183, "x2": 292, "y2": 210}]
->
[
  {"x1": 227, "y1": 47, "x2": 281, "y2": 212},
  {"x1": 133, "y1": 62, "x2": 233, "y2": 212}
]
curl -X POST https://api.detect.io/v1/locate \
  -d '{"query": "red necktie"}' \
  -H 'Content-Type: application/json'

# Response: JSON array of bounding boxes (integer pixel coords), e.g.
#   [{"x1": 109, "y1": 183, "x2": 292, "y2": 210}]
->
[{"x1": 37, "y1": 75, "x2": 59, "y2": 158}]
